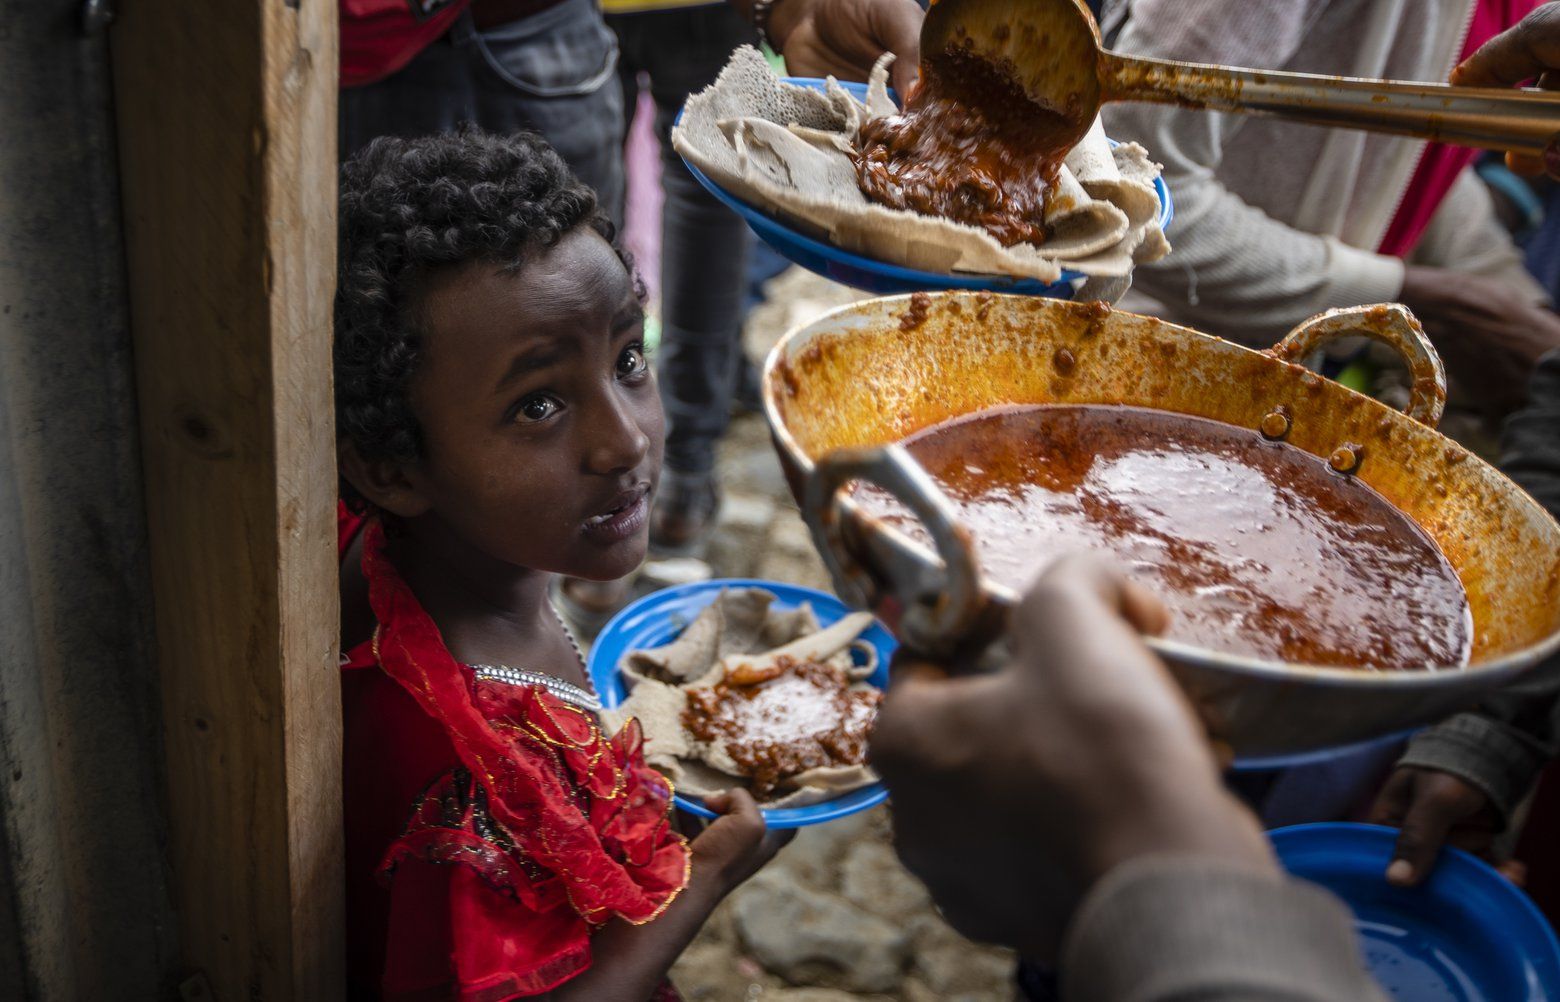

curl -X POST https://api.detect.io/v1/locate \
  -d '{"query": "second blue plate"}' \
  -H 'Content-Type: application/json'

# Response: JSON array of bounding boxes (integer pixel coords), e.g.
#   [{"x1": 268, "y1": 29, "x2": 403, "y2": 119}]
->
[
  {"x1": 589, "y1": 578, "x2": 896, "y2": 829},
  {"x1": 1272, "y1": 822, "x2": 1560, "y2": 1001}
]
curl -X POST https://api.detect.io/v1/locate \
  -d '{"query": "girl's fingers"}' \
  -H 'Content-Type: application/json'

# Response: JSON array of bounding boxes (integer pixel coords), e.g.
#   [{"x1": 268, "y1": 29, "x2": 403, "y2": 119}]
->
[{"x1": 717, "y1": 787, "x2": 761, "y2": 820}]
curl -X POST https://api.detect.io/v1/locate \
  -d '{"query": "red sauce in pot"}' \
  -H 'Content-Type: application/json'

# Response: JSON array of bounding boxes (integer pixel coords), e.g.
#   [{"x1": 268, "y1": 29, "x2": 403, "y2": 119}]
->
[{"x1": 855, "y1": 405, "x2": 1471, "y2": 670}]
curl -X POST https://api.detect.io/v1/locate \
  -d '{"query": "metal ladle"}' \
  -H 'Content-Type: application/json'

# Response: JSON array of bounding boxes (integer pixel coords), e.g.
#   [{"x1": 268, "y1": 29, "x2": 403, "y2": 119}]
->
[{"x1": 922, "y1": 0, "x2": 1560, "y2": 156}]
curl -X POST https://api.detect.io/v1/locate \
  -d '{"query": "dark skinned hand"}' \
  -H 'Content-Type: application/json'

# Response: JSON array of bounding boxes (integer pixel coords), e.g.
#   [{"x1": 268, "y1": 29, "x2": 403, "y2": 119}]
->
[
  {"x1": 1451, "y1": 2, "x2": 1560, "y2": 177},
  {"x1": 768, "y1": 0, "x2": 924, "y2": 96},
  {"x1": 1399, "y1": 265, "x2": 1560, "y2": 418},
  {"x1": 869, "y1": 556, "x2": 1275, "y2": 962},
  {"x1": 688, "y1": 788, "x2": 793, "y2": 893},
  {"x1": 1369, "y1": 767, "x2": 1500, "y2": 887}
]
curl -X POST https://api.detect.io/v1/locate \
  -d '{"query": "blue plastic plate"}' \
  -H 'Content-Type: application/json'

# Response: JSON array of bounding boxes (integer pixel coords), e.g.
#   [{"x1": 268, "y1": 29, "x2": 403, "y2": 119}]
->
[
  {"x1": 675, "y1": 77, "x2": 1173, "y2": 297},
  {"x1": 1271, "y1": 823, "x2": 1560, "y2": 1001},
  {"x1": 589, "y1": 578, "x2": 895, "y2": 829}
]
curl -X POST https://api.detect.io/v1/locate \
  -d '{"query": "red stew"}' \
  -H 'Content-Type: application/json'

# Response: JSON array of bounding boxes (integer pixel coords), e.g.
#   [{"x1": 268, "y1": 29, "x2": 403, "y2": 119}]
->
[
  {"x1": 683, "y1": 658, "x2": 880, "y2": 798},
  {"x1": 856, "y1": 405, "x2": 1471, "y2": 670}
]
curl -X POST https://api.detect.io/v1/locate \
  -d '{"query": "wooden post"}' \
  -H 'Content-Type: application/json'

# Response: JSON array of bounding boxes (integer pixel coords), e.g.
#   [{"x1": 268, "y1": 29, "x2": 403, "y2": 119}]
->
[{"x1": 110, "y1": 1, "x2": 343, "y2": 998}]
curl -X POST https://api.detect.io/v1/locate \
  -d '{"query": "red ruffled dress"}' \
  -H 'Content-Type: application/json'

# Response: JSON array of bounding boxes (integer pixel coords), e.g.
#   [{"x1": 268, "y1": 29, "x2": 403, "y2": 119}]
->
[{"x1": 340, "y1": 508, "x2": 689, "y2": 1001}]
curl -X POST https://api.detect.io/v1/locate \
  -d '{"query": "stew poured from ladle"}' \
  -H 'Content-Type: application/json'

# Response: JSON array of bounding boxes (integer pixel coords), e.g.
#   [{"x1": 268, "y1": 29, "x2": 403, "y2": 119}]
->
[
  {"x1": 854, "y1": 404, "x2": 1472, "y2": 670},
  {"x1": 854, "y1": 42, "x2": 1085, "y2": 247}
]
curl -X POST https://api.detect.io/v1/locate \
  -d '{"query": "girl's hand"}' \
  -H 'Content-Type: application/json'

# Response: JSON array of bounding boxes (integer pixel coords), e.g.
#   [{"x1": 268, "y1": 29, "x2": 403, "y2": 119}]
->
[
  {"x1": 689, "y1": 789, "x2": 794, "y2": 892},
  {"x1": 547, "y1": 791, "x2": 793, "y2": 998}
]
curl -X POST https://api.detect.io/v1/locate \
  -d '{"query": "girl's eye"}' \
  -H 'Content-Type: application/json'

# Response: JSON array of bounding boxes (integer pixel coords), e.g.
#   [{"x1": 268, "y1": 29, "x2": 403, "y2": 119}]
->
[
  {"x1": 616, "y1": 344, "x2": 648, "y2": 379},
  {"x1": 517, "y1": 395, "x2": 560, "y2": 423}
]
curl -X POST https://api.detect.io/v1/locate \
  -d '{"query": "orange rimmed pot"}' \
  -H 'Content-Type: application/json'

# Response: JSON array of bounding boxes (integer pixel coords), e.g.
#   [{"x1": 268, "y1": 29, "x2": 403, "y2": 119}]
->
[{"x1": 763, "y1": 292, "x2": 1560, "y2": 766}]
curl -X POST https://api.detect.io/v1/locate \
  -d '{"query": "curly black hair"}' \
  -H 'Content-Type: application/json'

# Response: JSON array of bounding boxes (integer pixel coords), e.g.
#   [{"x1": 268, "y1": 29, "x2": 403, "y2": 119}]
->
[{"x1": 334, "y1": 127, "x2": 638, "y2": 475}]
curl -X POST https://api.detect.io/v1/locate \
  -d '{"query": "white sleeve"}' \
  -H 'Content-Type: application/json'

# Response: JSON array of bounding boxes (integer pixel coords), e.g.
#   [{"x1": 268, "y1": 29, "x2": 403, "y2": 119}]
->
[{"x1": 1103, "y1": 0, "x2": 1405, "y2": 344}]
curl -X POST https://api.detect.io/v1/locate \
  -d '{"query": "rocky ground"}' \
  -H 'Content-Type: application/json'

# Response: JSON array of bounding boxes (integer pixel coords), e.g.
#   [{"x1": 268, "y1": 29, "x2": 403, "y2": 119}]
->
[
  {"x1": 578, "y1": 266, "x2": 1019, "y2": 1001},
  {"x1": 670, "y1": 808, "x2": 1019, "y2": 1002}
]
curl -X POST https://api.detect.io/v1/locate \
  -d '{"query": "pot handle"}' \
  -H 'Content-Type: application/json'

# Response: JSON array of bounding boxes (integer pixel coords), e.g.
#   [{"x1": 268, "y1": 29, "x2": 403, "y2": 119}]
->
[
  {"x1": 803, "y1": 444, "x2": 989, "y2": 660},
  {"x1": 1266, "y1": 304, "x2": 1446, "y2": 428}
]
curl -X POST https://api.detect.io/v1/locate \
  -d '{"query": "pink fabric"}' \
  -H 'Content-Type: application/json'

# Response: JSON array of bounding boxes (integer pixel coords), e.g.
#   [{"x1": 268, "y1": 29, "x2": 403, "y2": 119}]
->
[
  {"x1": 623, "y1": 87, "x2": 664, "y2": 307},
  {"x1": 1377, "y1": 0, "x2": 1541, "y2": 257}
]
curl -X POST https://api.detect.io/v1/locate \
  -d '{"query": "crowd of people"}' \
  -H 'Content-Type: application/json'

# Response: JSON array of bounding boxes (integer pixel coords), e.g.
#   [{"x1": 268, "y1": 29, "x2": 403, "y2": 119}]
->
[{"x1": 331, "y1": 0, "x2": 1560, "y2": 998}]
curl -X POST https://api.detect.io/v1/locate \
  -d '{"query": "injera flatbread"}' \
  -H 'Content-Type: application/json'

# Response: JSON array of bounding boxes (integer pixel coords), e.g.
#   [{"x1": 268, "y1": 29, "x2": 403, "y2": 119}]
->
[
  {"x1": 603, "y1": 589, "x2": 880, "y2": 809},
  {"x1": 672, "y1": 47, "x2": 1170, "y2": 287}
]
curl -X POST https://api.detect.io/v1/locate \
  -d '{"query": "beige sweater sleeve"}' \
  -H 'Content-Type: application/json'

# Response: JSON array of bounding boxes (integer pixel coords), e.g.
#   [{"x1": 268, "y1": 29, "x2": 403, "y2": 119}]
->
[
  {"x1": 1061, "y1": 856, "x2": 1388, "y2": 1002},
  {"x1": 1410, "y1": 169, "x2": 1551, "y2": 306},
  {"x1": 1102, "y1": 0, "x2": 1406, "y2": 343}
]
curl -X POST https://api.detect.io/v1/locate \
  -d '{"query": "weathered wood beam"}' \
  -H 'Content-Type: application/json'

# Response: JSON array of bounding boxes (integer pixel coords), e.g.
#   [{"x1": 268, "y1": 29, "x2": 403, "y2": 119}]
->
[{"x1": 110, "y1": 0, "x2": 342, "y2": 997}]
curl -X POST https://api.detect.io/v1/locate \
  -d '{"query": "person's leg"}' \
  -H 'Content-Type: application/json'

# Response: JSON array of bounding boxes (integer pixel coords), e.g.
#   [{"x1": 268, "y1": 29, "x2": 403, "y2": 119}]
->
[
  {"x1": 606, "y1": 12, "x2": 647, "y2": 150},
  {"x1": 637, "y1": 5, "x2": 757, "y2": 550},
  {"x1": 1257, "y1": 739, "x2": 1407, "y2": 828},
  {"x1": 743, "y1": 239, "x2": 792, "y2": 315},
  {"x1": 733, "y1": 240, "x2": 794, "y2": 413}
]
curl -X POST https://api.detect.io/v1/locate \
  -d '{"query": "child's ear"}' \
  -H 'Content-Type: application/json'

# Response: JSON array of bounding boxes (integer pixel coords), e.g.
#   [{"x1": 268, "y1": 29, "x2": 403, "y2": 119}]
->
[{"x1": 338, "y1": 439, "x2": 433, "y2": 519}]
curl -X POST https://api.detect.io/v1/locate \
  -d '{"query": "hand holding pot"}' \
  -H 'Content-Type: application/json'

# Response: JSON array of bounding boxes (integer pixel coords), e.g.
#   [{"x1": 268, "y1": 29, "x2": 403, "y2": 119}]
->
[{"x1": 868, "y1": 557, "x2": 1274, "y2": 959}]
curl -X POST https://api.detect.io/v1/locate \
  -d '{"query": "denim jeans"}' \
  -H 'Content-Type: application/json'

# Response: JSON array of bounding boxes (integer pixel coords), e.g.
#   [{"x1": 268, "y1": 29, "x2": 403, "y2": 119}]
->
[
  {"x1": 340, "y1": 0, "x2": 627, "y2": 227},
  {"x1": 608, "y1": 4, "x2": 756, "y2": 476}
]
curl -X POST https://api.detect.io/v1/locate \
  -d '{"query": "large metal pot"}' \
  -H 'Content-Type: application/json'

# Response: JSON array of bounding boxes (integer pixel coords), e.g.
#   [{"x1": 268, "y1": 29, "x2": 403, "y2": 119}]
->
[{"x1": 763, "y1": 292, "x2": 1560, "y2": 766}]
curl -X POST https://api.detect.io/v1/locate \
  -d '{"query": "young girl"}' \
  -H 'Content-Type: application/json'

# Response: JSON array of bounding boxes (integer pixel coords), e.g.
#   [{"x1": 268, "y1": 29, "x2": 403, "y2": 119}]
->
[{"x1": 334, "y1": 128, "x2": 785, "y2": 1001}]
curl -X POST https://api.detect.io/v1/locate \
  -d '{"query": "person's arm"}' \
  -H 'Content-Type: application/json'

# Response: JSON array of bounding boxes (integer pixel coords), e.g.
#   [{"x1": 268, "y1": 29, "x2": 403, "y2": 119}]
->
[
  {"x1": 540, "y1": 790, "x2": 788, "y2": 1000},
  {"x1": 871, "y1": 558, "x2": 1386, "y2": 999},
  {"x1": 1409, "y1": 169, "x2": 1549, "y2": 300},
  {"x1": 1103, "y1": 0, "x2": 1404, "y2": 344},
  {"x1": 1449, "y1": 2, "x2": 1560, "y2": 177},
  {"x1": 727, "y1": 0, "x2": 924, "y2": 94},
  {"x1": 1396, "y1": 186, "x2": 1560, "y2": 417},
  {"x1": 386, "y1": 791, "x2": 787, "y2": 1002},
  {"x1": 1062, "y1": 857, "x2": 1386, "y2": 1001},
  {"x1": 1374, "y1": 349, "x2": 1560, "y2": 883},
  {"x1": 1386, "y1": 6, "x2": 1560, "y2": 417}
]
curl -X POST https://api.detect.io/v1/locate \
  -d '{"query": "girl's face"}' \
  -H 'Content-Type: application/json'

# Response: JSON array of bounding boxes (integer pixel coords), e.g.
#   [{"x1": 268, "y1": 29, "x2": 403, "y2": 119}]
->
[{"x1": 399, "y1": 227, "x2": 664, "y2": 581}]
